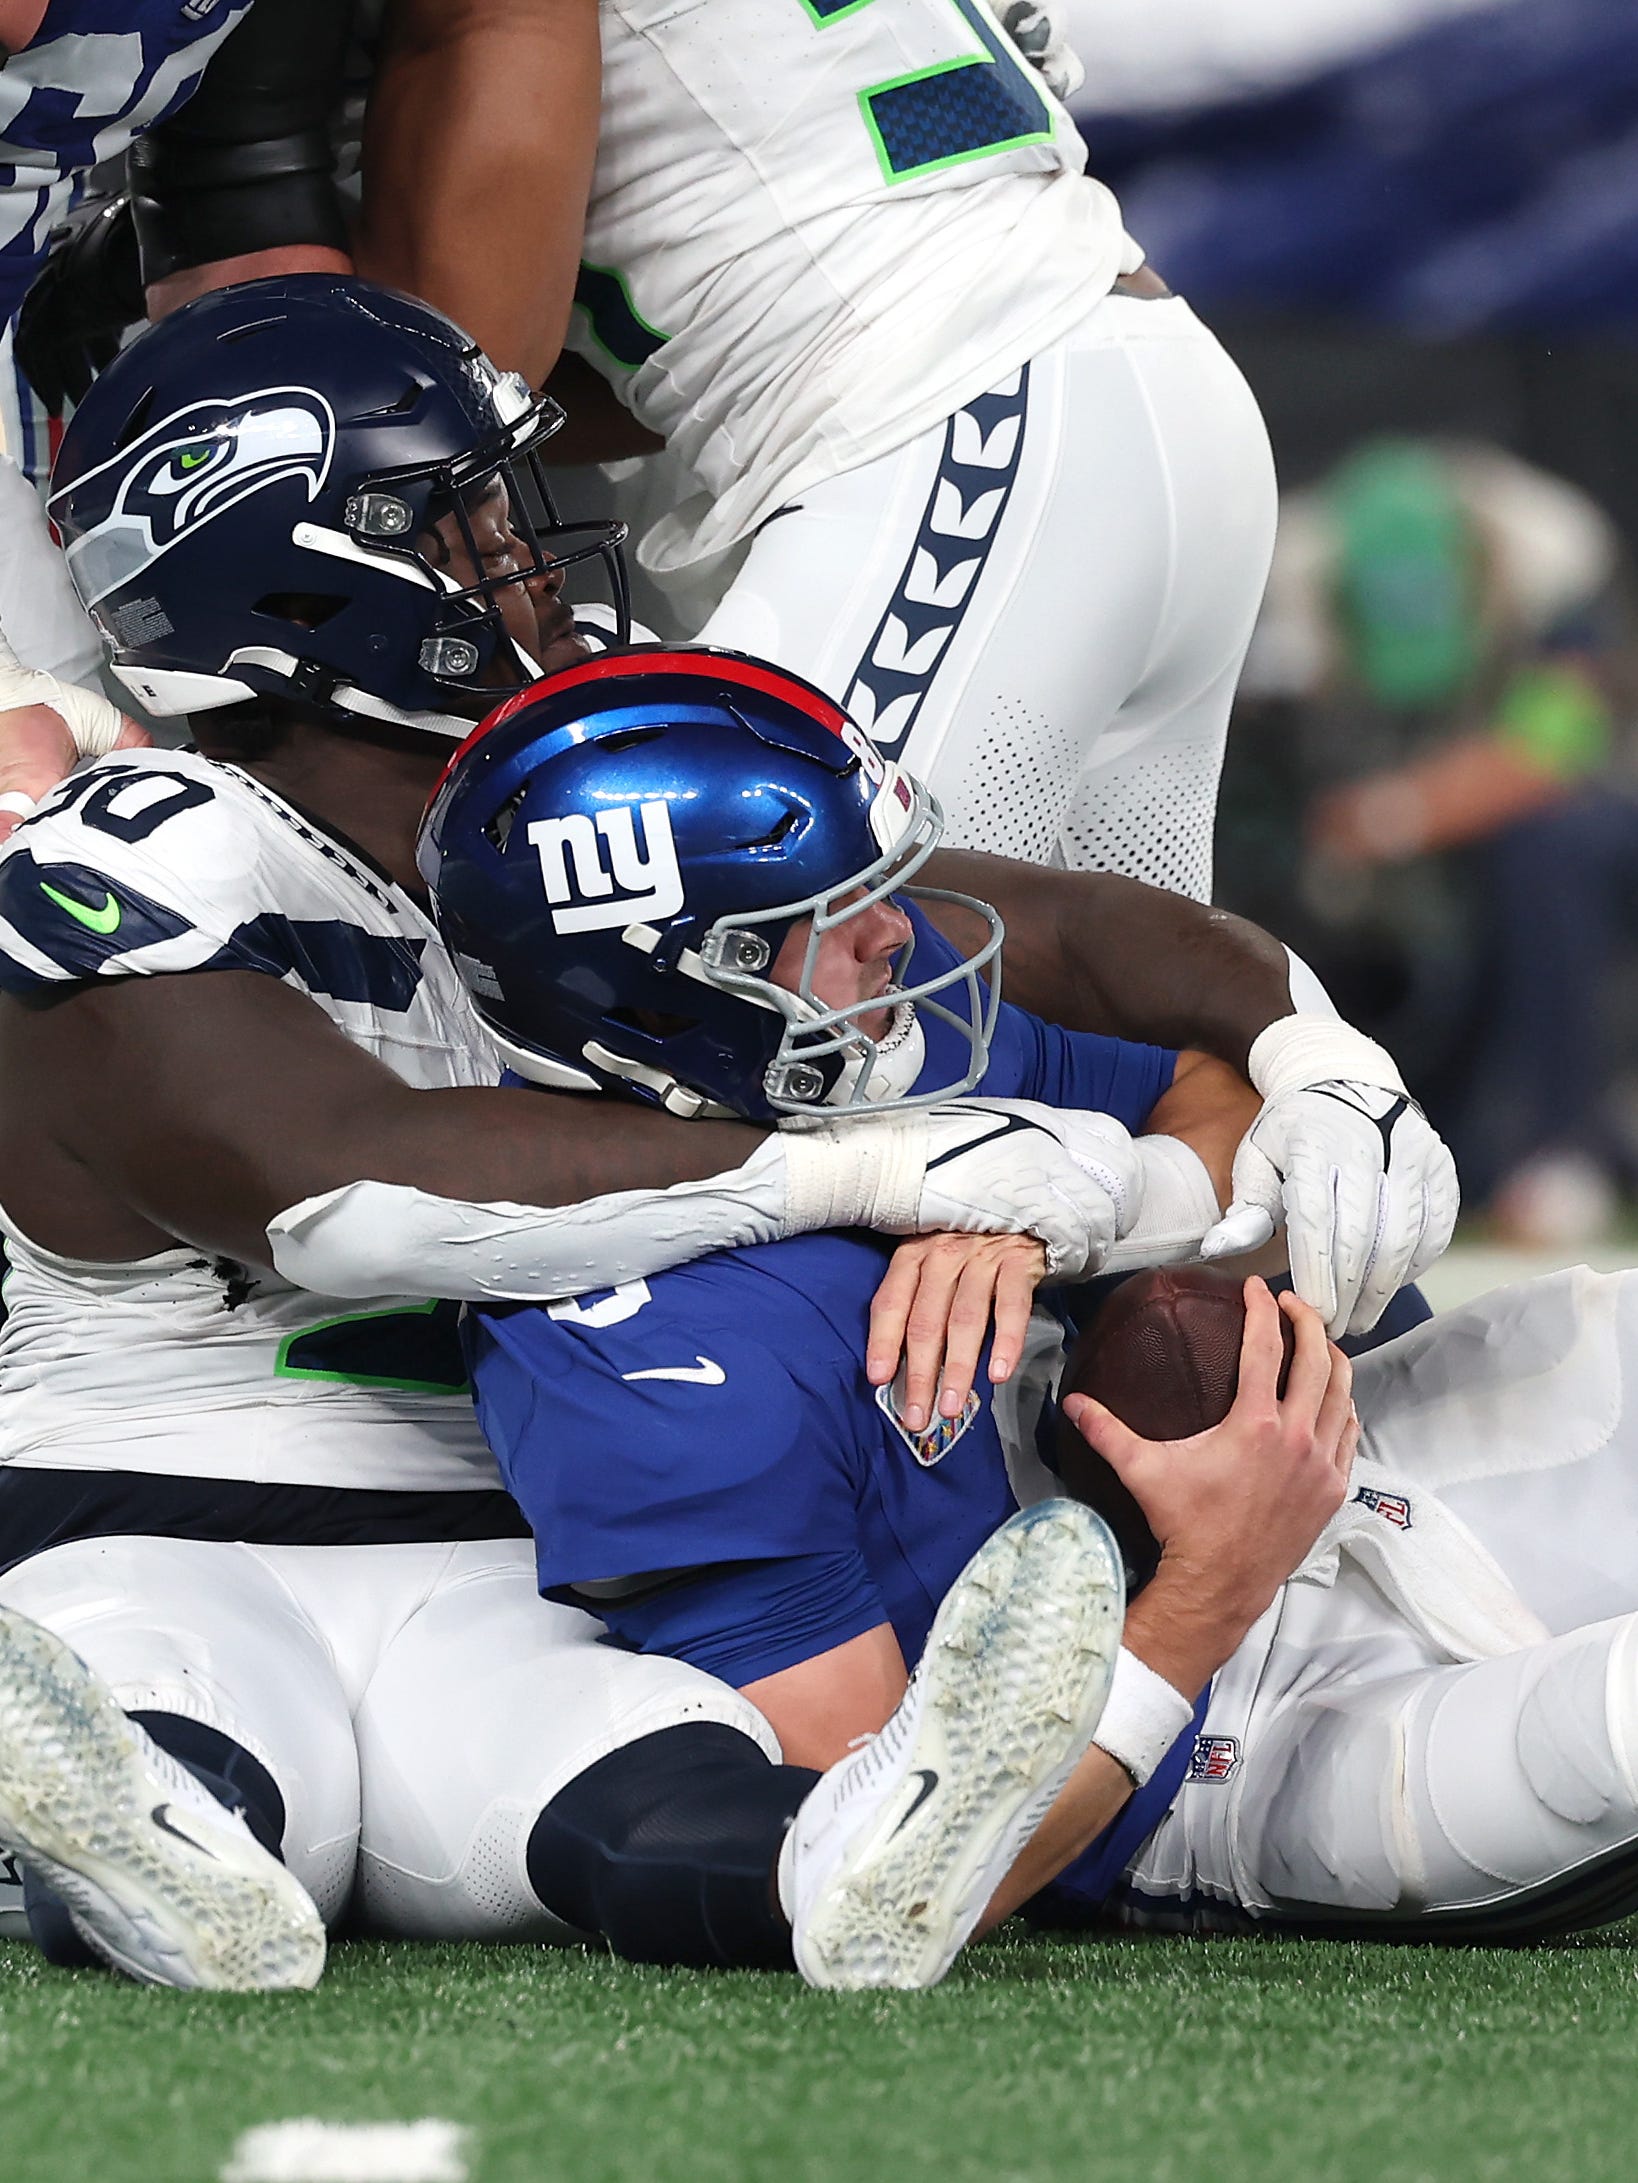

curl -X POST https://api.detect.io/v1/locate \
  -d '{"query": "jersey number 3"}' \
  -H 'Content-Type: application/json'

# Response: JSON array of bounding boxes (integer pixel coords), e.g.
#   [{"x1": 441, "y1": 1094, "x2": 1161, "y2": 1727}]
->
[{"x1": 801, "y1": 0, "x2": 1054, "y2": 184}]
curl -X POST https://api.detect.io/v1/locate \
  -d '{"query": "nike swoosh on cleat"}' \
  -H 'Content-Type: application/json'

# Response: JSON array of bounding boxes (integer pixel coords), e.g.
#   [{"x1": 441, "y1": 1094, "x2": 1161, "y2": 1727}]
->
[
  {"x1": 150, "y1": 1804, "x2": 221, "y2": 1861},
  {"x1": 621, "y1": 1357, "x2": 727, "y2": 1386},
  {"x1": 891, "y1": 1769, "x2": 940, "y2": 1838},
  {"x1": 40, "y1": 880, "x2": 121, "y2": 935}
]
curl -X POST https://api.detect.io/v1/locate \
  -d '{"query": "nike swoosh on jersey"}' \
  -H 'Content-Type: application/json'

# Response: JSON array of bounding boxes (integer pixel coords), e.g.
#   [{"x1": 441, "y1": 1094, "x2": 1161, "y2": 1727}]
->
[
  {"x1": 39, "y1": 879, "x2": 121, "y2": 935},
  {"x1": 621, "y1": 1357, "x2": 727, "y2": 1386}
]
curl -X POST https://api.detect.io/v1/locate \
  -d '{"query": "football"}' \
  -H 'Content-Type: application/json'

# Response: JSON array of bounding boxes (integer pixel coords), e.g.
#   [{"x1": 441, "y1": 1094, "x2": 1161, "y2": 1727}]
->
[{"x1": 1052, "y1": 1269, "x2": 1297, "y2": 1592}]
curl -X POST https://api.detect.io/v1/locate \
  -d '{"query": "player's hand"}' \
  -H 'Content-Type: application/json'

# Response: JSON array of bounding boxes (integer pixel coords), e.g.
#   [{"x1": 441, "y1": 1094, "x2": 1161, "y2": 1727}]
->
[
  {"x1": 0, "y1": 647, "x2": 148, "y2": 844},
  {"x1": 1202, "y1": 1080, "x2": 1458, "y2": 1337},
  {"x1": 1063, "y1": 1282, "x2": 1357, "y2": 1646},
  {"x1": 1198, "y1": 1016, "x2": 1458, "y2": 1337},
  {"x1": 997, "y1": 0, "x2": 1085, "y2": 101},
  {"x1": 866, "y1": 1231, "x2": 1048, "y2": 1432},
  {"x1": 908, "y1": 1099, "x2": 1145, "y2": 1280}
]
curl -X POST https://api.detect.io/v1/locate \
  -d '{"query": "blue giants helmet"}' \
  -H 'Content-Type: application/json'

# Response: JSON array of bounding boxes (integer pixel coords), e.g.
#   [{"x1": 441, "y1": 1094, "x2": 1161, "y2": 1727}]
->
[
  {"x1": 418, "y1": 649, "x2": 1005, "y2": 1121},
  {"x1": 47, "y1": 274, "x2": 628, "y2": 738}
]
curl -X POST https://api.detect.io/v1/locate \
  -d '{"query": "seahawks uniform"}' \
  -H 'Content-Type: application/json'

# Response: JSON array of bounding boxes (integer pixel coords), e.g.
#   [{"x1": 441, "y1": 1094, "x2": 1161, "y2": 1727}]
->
[
  {"x1": 0, "y1": 748, "x2": 778, "y2": 1939},
  {"x1": 570, "y1": 0, "x2": 1276, "y2": 895}
]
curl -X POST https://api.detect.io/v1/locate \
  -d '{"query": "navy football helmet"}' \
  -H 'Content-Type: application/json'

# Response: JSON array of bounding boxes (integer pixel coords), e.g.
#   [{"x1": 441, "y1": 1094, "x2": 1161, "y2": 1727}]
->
[
  {"x1": 47, "y1": 274, "x2": 628, "y2": 738},
  {"x1": 418, "y1": 649, "x2": 1004, "y2": 1121}
]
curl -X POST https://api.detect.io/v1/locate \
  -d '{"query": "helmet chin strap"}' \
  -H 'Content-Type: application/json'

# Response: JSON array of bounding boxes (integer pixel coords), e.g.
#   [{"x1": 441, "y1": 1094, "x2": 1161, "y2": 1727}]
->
[{"x1": 817, "y1": 999, "x2": 926, "y2": 1111}]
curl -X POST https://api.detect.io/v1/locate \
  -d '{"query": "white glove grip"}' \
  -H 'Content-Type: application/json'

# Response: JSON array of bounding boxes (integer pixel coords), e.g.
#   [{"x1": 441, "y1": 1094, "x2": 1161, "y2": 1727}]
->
[
  {"x1": 1092, "y1": 1646, "x2": 1196, "y2": 1787},
  {"x1": 0, "y1": 633, "x2": 127, "y2": 760},
  {"x1": 1247, "y1": 1015, "x2": 1409, "y2": 1104}
]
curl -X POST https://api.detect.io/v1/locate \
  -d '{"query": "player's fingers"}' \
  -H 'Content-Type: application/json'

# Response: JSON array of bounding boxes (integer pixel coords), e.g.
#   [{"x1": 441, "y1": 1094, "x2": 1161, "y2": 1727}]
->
[
  {"x1": 1346, "y1": 1171, "x2": 1426, "y2": 1338},
  {"x1": 1310, "y1": 1338, "x2": 1355, "y2": 1462},
  {"x1": 1199, "y1": 1202, "x2": 1277, "y2": 1261},
  {"x1": 1277, "y1": 1289, "x2": 1333, "y2": 1426},
  {"x1": 986, "y1": 1250, "x2": 1042, "y2": 1388},
  {"x1": 1280, "y1": 1142, "x2": 1342, "y2": 1335},
  {"x1": 1231, "y1": 1277, "x2": 1287, "y2": 1411},
  {"x1": 866, "y1": 1245, "x2": 926, "y2": 1386},
  {"x1": 1060, "y1": 1392, "x2": 1149, "y2": 1479},
  {"x1": 1335, "y1": 1405, "x2": 1362, "y2": 1487},
  {"x1": 0, "y1": 701, "x2": 80, "y2": 841},
  {"x1": 935, "y1": 1257, "x2": 1002, "y2": 1418}
]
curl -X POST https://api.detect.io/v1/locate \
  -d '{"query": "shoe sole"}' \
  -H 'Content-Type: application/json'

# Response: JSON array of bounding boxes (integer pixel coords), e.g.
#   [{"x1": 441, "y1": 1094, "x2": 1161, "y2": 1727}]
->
[
  {"x1": 0, "y1": 1606, "x2": 325, "y2": 1990},
  {"x1": 797, "y1": 1498, "x2": 1124, "y2": 1989}
]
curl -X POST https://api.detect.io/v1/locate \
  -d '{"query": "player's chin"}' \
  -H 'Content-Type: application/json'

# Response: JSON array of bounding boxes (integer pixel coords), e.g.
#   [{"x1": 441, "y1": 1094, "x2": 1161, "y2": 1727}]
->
[{"x1": 536, "y1": 625, "x2": 591, "y2": 678}]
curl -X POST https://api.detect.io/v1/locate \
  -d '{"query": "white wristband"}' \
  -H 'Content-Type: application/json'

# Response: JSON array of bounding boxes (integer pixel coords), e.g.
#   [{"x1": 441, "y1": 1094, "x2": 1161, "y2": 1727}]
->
[
  {"x1": 1100, "y1": 1135, "x2": 1221, "y2": 1274},
  {"x1": 1246, "y1": 1014, "x2": 1408, "y2": 1103},
  {"x1": 1092, "y1": 1646, "x2": 1195, "y2": 1787}
]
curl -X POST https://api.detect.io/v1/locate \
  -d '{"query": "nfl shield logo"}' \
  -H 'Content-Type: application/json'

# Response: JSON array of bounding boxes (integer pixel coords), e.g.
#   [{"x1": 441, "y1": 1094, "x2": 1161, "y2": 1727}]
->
[
  {"x1": 1354, "y1": 1485, "x2": 1412, "y2": 1530},
  {"x1": 1187, "y1": 1735, "x2": 1240, "y2": 1784},
  {"x1": 875, "y1": 1381, "x2": 980, "y2": 1468}
]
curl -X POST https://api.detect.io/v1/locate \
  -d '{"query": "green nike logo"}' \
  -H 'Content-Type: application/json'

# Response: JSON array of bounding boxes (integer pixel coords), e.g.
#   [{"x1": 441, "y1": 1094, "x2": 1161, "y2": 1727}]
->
[{"x1": 40, "y1": 880, "x2": 121, "y2": 936}]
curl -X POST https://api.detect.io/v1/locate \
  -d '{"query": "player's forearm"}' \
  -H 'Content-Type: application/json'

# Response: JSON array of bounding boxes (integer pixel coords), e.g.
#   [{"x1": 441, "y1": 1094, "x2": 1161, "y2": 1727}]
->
[
  {"x1": 921, "y1": 852, "x2": 1295, "y2": 1072},
  {"x1": 356, "y1": 0, "x2": 600, "y2": 386},
  {"x1": 979, "y1": 1743, "x2": 1133, "y2": 1929}
]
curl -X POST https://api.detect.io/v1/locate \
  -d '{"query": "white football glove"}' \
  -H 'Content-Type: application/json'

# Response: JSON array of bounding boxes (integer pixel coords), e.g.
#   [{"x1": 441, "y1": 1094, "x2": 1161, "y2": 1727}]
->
[
  {"x1": 784, "y1": 1098, "x2": 1143, "y2": 1280},
  {"x1": 996, "y1": 0, "x2": 1085, "y2": 102},
  {"x1": 1200, "y1": 1017, "x2": 1460, "y2": 1338}
]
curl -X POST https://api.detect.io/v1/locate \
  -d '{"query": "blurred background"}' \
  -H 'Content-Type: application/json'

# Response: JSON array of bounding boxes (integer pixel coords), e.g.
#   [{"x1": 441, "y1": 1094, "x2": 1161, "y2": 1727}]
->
[{"x1": 1064, "y1": 0, "x2": 1638, "y2": 1267}]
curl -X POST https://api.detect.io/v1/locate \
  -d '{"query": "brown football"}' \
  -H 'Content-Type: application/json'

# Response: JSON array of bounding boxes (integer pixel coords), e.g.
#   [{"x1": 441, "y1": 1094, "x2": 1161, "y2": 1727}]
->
[{"x1": 1053, "y1": 1268, "x2": 1296, "y2": 1591}]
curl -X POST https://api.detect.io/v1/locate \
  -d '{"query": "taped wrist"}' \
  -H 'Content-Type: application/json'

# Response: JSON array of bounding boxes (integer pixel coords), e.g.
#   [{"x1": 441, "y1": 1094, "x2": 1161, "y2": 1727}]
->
[
  {"x1": 778, "y1": 1115, "x2": 927, "y2": 1234},
  {"x1": 0, "y1": 633, "x2": 126, "y2": 758},
  {"x1": 1247, "y1": 1015, "x2": 1408, "y2": 1104},
  {"x1": 1092, "y1": 1648, "x2": 1195, "y2": 1787},
  {"x1": 129, "y1": 131, "x2": 348, "y2": 281},
  {"x1": 1101, "y1": 1136, "x2": 1221, "y2": 1274}
]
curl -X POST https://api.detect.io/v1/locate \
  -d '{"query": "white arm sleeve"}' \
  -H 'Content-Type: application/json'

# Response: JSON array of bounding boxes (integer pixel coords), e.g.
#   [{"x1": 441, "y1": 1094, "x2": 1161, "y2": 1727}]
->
[
  {"x1": 267, "y1": 1141, "x2": 807, "y2": 1302},
  {"x1": 266, "y1": 1125, "x2": 930, "y2": 1302},
  {"x1": 1100, "y1": 1135, "x2": 1222, "y2": 1275}
]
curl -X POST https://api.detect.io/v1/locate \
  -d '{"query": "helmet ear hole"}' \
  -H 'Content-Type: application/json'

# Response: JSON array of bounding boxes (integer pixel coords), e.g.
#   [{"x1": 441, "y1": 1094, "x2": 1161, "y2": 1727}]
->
[
  {"x1": 484, "y1": 786, "x2": 527, "y2": 854},
  {"x1": 606, "y1": 1006, "x2": 699, "y2": 1041},
  {"x1": 253, "y1": 593, "x2": 347, "y2": 631}
]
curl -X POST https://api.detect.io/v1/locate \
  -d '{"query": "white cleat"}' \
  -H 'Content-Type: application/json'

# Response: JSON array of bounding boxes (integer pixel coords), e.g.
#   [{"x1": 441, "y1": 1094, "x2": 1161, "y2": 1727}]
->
[
  {"x1": 0, "y1": 1605, "x2": 325, "y2": 1991},
  {"x1": 786, "y1": 1498, "x2": 1124, "y2": 1991}
]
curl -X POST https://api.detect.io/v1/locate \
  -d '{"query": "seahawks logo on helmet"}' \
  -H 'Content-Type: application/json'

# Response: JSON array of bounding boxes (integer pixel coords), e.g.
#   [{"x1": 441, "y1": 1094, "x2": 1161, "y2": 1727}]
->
[{"x1": 54, "y1": 387, "x2": 336, "y2": 610}]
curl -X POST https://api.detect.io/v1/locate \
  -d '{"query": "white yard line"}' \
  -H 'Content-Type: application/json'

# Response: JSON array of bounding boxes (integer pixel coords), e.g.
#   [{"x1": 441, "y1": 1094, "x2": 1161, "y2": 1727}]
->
[{"x1": 220, "y1": 2120, "x2": 468, "y2": 2183}]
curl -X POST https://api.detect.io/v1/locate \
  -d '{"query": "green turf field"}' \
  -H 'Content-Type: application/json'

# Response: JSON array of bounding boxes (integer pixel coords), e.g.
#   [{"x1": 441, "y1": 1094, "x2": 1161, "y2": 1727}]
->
[{"x1": 5, "y1": 1926, "x2": 1636, "y2": 2183}]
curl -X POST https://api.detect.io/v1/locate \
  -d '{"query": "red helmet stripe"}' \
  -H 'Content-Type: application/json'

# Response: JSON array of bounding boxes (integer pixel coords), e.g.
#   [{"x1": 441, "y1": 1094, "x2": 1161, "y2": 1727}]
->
[{"x1": 423, "y1": 646, "x2": 856, "y2": 816}]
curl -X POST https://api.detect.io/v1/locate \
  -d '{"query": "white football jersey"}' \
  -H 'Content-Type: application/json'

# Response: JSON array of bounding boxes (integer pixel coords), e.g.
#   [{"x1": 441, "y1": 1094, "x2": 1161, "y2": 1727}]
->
[
  {"x1": 573, "y1": 0, "x2": 1140, "y2": 571},
  {"x1": 0, "y1": 749, "x2": 502, "y2": 1493}
]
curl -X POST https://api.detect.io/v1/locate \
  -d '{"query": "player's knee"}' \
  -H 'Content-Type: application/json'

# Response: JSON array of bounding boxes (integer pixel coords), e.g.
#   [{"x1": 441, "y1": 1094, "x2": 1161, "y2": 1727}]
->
[{"x1": 526, "y1": 1722, "x2": 818, "y2": 1971}]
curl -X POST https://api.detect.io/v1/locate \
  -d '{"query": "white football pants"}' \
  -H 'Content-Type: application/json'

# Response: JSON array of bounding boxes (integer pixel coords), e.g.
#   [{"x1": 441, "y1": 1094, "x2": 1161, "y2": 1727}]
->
[
  {"x1": 685, "y1": 293, "x2": 1276, "y2": 900},
  {"x1": 1124, "y1": 1268, "x2": 1638, "y2": 1938},
  {"x1": 0, "y1": 1534, "x2": 777, "y2": 1940}
]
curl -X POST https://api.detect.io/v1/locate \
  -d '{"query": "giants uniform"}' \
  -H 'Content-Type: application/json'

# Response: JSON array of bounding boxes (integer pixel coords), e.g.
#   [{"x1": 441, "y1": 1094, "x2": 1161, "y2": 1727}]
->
[
  {"x1": 0, "y1": 748, "x2": 777, "y2": 1939},
  {"x1": 475, "y1": 1087, "x2": 1638, "y2": 1942},
  {"x1": 570, "y1": 0, "x2": 1277, "y2": 894}
]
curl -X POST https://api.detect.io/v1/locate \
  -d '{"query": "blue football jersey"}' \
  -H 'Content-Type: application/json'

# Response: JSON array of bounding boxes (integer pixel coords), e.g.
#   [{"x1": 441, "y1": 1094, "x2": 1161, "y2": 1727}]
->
[{"x1": 465, "y1": 910, "x2": 1191, "y2": 1903}]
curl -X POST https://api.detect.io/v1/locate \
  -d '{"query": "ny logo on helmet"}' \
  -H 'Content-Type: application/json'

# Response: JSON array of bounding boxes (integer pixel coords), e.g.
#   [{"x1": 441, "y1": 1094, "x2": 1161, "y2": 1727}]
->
[
  {"x1": 57, "y1": 387, "x2": 335, "y2": 609},
  {"x1": 527, "y1": 801, "x2": 684, "y2": 934}
]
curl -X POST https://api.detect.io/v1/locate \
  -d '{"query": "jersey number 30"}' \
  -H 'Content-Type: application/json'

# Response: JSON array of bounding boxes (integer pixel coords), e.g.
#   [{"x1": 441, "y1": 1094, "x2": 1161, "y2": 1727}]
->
[{"x1": 802, "y1": 0, "x2": 1054, "y2": 184}]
